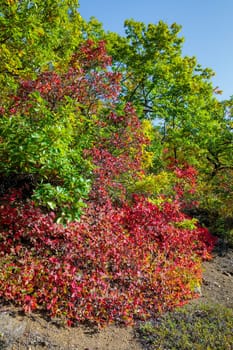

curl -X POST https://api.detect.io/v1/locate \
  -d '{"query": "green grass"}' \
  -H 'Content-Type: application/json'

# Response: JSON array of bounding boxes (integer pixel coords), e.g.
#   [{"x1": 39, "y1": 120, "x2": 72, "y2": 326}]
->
[{"x1": 136, "y1": 303, "x2": 233, "y2": 350}]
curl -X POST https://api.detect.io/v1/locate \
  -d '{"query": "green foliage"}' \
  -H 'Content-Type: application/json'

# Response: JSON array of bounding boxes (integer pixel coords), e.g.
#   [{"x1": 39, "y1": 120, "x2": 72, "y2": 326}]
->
[
  {"x1": 128, "y1": 172, "x2": 174, "y2": 198},
  {"x1": 137, "y1": 303, "x2": 233, "y2": 350},
  {"x1": 0, "y1": 91, "x2": 92, "y2": 222},
  {"x1": 195, "y1": 169, "x2": 233, "y2": 246},
  {"x1": 0, "y1": 0, "x2": 84, "y2": 98},
  {"x1": 104, "y1": 19, "x2": 231, "y2": 170}
]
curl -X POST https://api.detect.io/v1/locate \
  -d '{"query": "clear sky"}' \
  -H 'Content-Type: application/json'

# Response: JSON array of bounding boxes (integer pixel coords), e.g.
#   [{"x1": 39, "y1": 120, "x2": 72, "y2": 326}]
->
[{"x1": 79, "y1": 0, "x2": 233, "y2": 101}]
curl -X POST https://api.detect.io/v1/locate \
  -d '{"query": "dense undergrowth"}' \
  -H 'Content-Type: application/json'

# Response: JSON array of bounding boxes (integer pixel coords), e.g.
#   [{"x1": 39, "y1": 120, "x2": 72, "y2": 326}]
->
[{"x1": 0, "y1": 184, "x2": 216, "y2": 326}]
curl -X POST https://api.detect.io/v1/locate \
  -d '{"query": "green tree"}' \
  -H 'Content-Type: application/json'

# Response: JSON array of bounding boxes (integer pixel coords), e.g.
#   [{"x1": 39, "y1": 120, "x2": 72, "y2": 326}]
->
[
  {"x1": 195, "y1": 97, "x2": 233, "y2": 244},
  {"x1": 0, "y1": 0, "x2": 83, "y2": 99},
  {"x1": 104, "y1": 19, "x2": 224, "y2": 167}
]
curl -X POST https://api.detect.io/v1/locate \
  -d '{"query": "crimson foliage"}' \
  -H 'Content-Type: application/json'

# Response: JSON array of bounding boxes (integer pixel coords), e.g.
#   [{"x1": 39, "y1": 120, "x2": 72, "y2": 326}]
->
[{"x1": 0, "y1": 187, "x2": 216, "y2": 326}]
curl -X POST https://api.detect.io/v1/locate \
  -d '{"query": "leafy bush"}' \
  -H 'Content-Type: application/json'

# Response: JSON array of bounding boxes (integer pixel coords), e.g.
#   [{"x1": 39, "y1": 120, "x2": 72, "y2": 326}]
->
[
  {"x1": 0, "y1": 40, "x2": 121, "y2": 222},
  {"x1": 0, "y1": 188, "x2": 216, "y2": 326},
  {"x1": 136, "y1": 303, "x2": 233, "y2": 350}
]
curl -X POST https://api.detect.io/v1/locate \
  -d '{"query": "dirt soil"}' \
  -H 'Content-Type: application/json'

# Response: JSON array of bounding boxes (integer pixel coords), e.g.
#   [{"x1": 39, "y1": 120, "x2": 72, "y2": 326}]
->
[{"x1": 0, "y1": 248, "x2": 232, "y2": 350}]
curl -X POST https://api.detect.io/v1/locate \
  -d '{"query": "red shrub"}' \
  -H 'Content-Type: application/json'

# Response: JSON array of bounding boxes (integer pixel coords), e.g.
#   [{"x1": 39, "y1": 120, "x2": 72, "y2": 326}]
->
[{"x1": 0, "y1": 189, "x2": 216, "y2": 326}]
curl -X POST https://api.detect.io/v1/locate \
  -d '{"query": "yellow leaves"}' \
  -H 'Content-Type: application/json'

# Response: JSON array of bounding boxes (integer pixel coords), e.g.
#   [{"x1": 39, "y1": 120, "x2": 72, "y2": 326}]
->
[
  {"x1": 18, "y1": 50, "x2": 24, "y2": 58},
  {"x1": 140, "y1": 120, "x2": 155, "y2": 169},
  {"x1": 141, "y1": 149, "x2": 154, "y2": 169},
  {"x1": 141, "y1": 119, "x2": 154, "y2": 140},
  {"x1": 34, "y1": 27, "x2": 45, "y2": 37},
  {"x1": 173, "y1": 218, "x2": 198, "y2": 230},
  {"x1": 0, "y1": 44, "x2": 22, "y2": 74},
  {"x1": 6, "y1": 0, "x2": 16, "y2": 4},
  {"x1": 129, "y1": 171, "x2": 173, "y2": 197}
]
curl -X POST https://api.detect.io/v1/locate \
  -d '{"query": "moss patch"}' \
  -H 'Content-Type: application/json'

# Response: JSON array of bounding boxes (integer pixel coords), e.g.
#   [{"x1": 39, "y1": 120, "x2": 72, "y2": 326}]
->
[{"x1": 136, "y1": 303, "x2": 233, "y2": 350}]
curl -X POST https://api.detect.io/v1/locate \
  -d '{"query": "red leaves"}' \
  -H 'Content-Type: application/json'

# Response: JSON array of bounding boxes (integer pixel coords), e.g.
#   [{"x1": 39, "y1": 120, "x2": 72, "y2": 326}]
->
[
  {"x1": 0, "y1": 188, "x2": 216, "y2": 326},
  {"x1": 8, "y1": 40, "x2": 121, "y2": 117},
  {"x1": 72, "y1": 40, "x2": 112, "y2": 69}
]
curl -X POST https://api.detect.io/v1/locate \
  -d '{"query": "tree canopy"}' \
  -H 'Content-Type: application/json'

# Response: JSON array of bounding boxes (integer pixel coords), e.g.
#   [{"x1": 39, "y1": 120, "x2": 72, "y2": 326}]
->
[{"x1": 0, "y1": 0, "x2": 83, "y2": 99}]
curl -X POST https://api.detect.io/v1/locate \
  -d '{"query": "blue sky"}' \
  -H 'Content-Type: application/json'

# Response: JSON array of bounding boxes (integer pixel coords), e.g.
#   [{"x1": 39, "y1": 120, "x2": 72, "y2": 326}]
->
[{"x1": 79, "y1": 0, "x2": 233, "y2": 101}]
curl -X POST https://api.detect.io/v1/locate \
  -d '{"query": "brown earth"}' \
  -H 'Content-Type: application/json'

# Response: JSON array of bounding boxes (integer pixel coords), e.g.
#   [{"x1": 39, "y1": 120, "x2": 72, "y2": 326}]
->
[{"x1": 0, "y1": 247, "x2": 232, "y2": 350}]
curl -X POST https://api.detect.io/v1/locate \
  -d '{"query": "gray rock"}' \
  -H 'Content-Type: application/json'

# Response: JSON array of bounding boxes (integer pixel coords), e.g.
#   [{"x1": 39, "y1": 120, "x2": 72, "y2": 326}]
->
[{"x1": 0, "y1": 312, "x2": 27, "y2": 348}]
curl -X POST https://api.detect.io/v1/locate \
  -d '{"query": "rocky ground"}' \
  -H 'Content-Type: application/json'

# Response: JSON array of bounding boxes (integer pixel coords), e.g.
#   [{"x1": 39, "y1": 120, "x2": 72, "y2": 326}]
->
[{"x1": 0, "y1": 247, "x2": 232, "y2": 350}]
